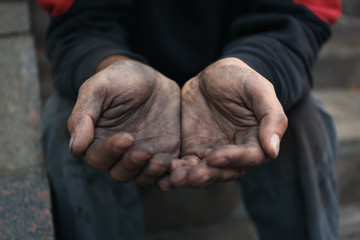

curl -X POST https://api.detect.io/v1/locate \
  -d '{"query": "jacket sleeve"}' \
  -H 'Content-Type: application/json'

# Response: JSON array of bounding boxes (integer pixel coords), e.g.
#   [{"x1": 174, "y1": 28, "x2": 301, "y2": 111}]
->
[
  {"x1": 40, "y1": 0, "x2": 144, "y2": 99},
  {"x1": 221, "y1": 0, "x2": 342, "y2": 110}
]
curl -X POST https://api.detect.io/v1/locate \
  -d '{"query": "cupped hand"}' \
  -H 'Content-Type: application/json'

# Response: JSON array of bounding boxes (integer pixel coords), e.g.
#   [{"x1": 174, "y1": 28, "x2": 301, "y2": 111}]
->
[
  {"x1": 170, "y1": 58, "x2": 288, "y2": 188},
  {"x1": 67, "y1": 60, "x2": 181, "y2": 188}
]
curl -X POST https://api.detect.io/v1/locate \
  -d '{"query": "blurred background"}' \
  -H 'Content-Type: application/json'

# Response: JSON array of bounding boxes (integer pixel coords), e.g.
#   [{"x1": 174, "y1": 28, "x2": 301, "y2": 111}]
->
[{"x1": 0, "y1": 0, "x2": 359, "y2": 239}]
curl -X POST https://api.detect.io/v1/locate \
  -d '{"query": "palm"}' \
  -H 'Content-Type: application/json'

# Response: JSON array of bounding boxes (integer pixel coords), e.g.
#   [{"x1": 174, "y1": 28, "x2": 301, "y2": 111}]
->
[
  {"x1": 92, "y1": 62, "x2": 180, "y2": 155},
  {"x1": 181, "y1": 61, "x2": 263, "y2": 165}
]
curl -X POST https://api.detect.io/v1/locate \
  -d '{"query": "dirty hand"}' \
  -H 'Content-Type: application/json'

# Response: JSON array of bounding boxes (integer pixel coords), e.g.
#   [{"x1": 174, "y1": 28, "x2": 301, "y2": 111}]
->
[
  {"x1": 170, "y1": 58, "x2": 288, "y2": 188},
  {"x1": 67, "y1": 59, "x2": 180, "y2": 187}
]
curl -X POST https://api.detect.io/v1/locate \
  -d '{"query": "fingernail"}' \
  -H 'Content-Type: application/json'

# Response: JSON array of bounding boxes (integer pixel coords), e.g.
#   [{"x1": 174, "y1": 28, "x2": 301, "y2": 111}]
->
[
  {"x1": 271, "y1": 134, "x2": 280, "y2": 158},
  {"x1": 172, "y1": 161, "x2": 182, "y2": 170},
  {"x1": 132, "y1": 151, "x2": 150, "y2": 165},
  {"x1": 159, "y1": 177, "x2": 172, "y2": 191},
  {"x1": 202, "y1": 175, "x2": 210, "y2": 183},
  {"x1": 122, "y1": 132, "x2": 135, "y2": 142},
  {"x1": 188, "y1": 157, "x2": 200, "y2": 166},
  {"x1": 69, "y1": 134, "x2": 74, "y2": 151}
]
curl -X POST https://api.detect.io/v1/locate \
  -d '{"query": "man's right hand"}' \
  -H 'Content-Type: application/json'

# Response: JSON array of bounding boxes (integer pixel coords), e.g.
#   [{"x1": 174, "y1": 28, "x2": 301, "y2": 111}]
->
[{"x1": 67, "y1": 59, "x2": 181, "y2": 188}]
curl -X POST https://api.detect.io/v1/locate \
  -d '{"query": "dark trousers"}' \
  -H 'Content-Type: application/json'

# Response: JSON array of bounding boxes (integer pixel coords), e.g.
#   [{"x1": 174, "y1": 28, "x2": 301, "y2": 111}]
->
[{"x1": 41, "y1": 93, "x2": 339, "y2": 240}]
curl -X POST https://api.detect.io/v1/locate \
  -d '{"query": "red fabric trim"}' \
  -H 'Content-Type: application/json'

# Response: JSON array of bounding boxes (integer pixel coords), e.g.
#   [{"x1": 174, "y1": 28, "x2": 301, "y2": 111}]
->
[
  {"x1": 37, "y1": 0, "x2": 74, "y2": 17},
  {"x1": 293, "y1": 0, "x2": 342, "y2": 24}
]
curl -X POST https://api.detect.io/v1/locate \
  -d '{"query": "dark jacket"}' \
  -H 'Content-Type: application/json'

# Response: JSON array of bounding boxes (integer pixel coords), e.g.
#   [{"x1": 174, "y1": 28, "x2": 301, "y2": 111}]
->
[{"x1": 40, "y1": 0, "x2": 341, "y2": 110}]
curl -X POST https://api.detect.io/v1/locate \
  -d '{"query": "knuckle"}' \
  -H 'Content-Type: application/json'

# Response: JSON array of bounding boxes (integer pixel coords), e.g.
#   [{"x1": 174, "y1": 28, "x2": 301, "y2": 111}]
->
[
  {"x1": 128, "y1": 157, "x2": 146, "y2": 169},
  {"x1": 148, "y1": 159, "x2": 170, "y2": 176},
  {"x1": 169, "y1": 169, "x2": 188, "y2": 187},
  {"x1": 229, "y1": 170, "x2": 244, "y2": 181},
  {"x1": 66, "y1": 117, "x2": 74, "y2": 132},
  {"x1": 246, "y1": 158, "x2": 263, "y2": 170},
  {"x1": 189, "y1": 170, "x2": 211, "y2": 187},
  {"x1": 220, "y1": 169, "x2": 241, "y2": 182},
  {"x1": 264, "y1": 80, "x2": 275, "y2": 91},
  {"x1": 278, "y1": 113, "x2": 288, "y2": 127},
  {"x1": 84, "y1": 156, "x2": 108, "y2": 172}
]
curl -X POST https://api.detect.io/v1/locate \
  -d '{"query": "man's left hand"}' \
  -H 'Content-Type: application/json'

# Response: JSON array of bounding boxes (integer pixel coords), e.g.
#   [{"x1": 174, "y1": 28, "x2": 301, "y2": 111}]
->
[{"x1": 170, "y1": 58, "x2": 288, "y2": 188}]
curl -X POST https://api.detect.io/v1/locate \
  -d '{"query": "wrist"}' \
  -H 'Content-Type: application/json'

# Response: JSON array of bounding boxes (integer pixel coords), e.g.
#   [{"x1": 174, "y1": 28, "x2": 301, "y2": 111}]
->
[{"x1": 96, "y1": 55, "x2": 134, "y2": 72}]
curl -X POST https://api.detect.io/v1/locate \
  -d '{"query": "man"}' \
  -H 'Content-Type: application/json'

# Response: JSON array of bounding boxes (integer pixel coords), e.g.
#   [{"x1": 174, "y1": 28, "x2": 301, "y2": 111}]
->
[{"x1": 39, "y1": 0, "x2": 341, "y2": 239}]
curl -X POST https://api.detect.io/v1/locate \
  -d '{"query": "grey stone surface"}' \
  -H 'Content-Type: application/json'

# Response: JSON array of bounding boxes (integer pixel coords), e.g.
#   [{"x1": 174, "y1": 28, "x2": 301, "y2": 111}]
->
[
  {"x1": 313, "y1": 17, "x2": 360, "y2": 89},
  {"x1": 340, "y1": 204, "x2": 360, "y2": 240},
  {"x1": 313, "y1": 89, "x2": 360, "y2": 142},
  {"x1": 0, "y1": 35, "x2": 43, "y2": 175},
  {"x1": 0, "y1": 168, "x2": 54, "y2": 240},
  {"x1": 0, "y1": 2, "x2": 30, "y2": 35},
  {"x1": 313, "y1": 57, "x2": 360, "y2": 89},
  {"x1": 0, "y1": 2, "x2": 54, "y2": 239},
  {"x1": 342, "y1": 0, "x2": 360, "y2": 17}
]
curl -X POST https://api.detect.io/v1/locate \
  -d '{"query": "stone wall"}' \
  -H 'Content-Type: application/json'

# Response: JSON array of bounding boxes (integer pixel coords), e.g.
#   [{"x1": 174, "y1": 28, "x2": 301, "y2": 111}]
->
[{"x1": 0, "y1": 1, "x2": 54, "y2": 238}]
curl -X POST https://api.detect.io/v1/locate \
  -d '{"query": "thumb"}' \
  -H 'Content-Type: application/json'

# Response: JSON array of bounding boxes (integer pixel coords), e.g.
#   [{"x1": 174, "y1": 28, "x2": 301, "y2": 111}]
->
[
  {"x1": 247, "y1": 80, "x2": 288, "y2": 159},
  {"x1": 67, "y1": 81, "x2": 105, "y2": 157},
  {"x1": 258, "y1": 112, "x2": 288, "y2": 159}
]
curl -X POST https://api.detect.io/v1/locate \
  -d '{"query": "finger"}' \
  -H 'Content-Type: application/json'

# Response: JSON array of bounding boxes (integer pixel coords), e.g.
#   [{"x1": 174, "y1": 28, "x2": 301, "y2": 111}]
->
[
  {"x1": 181, "y1": 141, "x2": 214, "y2": 159},
  {"x1": 246, "y1": 79, "x2": 288, "y2": 159},
  {"x1": 186, "y1": 162, "x2": 215, "y2": 188},
  {"x1": 169, "y1": 155, "x2": 201, "y2": 186},
  {"x1": 259, "y1": 112, "x2": 288, "y2": 159},
  {"x1": 171, "y1": 156, "x2": 200, "y2": 171},
  {"x1": 158, "y1": 175, "x2": 172, "y2": 191},
  {"x1": 187, "y1": 161, "x2": 243, "y2": 188},
  {"x1": 182, "y1": 155, "x2": 201, "y2": 165},
  {"x1": 109, "y1": 143, "x2": 154, "y2": 182},
  {"x1": 206, "y1": 143, "x2": 265, "y2": 170},
  {"x1": 169, "y1": 166, "x2": 192, "y2": 188},
  {"x1": 67, "y1": 81, "x2": 105, "y2": 157},
  {"x1": 135, "y1": 153, "x2": 172, "y2": 186},
  {"x1": 84, "y1": 132, "x2": 134, "y2": 171},
  {"x1": 171, "y1": 159, "x2": 189, "y2": 170}
]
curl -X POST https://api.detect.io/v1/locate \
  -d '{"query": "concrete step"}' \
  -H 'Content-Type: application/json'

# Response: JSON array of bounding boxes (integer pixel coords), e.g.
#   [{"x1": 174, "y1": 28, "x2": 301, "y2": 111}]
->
[
  {"x1": 313, "y1": 89, "x2": 360, "y2": 143},
  {"x1": 340, "y1": 204, "x2": 360, "y2": 240},
  {"x1": 313, "y1": 17, "x2": 360, "y2": 89},
  {"x1": 342, "y1": 0, "x2": 360, "y2": 17},
  {"x1": 0, "y1": 2, "x2": 54, "y2": 238}
]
